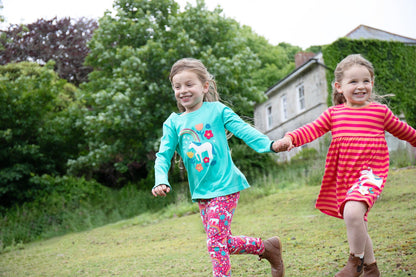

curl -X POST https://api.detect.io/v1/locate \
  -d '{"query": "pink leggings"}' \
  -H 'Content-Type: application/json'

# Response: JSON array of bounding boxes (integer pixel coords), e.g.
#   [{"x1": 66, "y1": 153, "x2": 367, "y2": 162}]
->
[{"x1": 198, "y1": 192, "x2": 265, "y2": 277}]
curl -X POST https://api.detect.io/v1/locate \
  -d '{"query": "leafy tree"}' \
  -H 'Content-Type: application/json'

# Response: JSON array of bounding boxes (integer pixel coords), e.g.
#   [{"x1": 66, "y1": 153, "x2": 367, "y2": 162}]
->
[
  {"x1": 69, "y1": 0, "x2": 271, "y2": 187},
  {"x1": 0, "y1": 62, "x2": 85, "y2": 207},
  {"x1": 0, "y1": 0, "x2": 4, "y2": 24},
  {"x1": 241, "y1": 26, "x2": 301, "y2": 91},
  {"x1": 0, "y1": 17, "x2": 98, "y2": 85},
  {"x1": 68, "y1": 0, "x2": 302, "y2": 187}
]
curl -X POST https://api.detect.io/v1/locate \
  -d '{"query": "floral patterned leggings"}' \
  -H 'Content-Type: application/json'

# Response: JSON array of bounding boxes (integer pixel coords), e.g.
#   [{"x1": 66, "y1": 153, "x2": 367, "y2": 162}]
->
[{"x1": 198, "y1": 192, "x2": 265, "y2": 277}]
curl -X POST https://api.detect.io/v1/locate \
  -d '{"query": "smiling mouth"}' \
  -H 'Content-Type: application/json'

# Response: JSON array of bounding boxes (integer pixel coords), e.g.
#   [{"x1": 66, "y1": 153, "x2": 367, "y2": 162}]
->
[{"x1": 180, "y1": 95, "x2": 192, "y2": 102}]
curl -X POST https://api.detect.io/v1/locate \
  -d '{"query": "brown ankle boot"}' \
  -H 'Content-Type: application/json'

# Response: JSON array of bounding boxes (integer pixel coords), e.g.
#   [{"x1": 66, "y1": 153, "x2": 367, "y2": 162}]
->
[
  {"x1": 363, "y1": 262, "x2": 380, "y2": 277},
  {"x1": 259, "y1": 236, "x2": 284, "y2": 277},
  {"x1": 335, "y1": 253, "x2": 364, "y2": 277}
]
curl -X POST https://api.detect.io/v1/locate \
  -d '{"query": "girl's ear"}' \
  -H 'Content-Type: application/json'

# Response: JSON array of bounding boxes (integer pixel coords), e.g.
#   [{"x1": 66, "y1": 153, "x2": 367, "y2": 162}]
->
[
  {"x1": 203, "y1": 81, "x2": 209, "y2": 93},
  {"x1": 334, "y1": 82, "x2": 343, "y2": 93}
]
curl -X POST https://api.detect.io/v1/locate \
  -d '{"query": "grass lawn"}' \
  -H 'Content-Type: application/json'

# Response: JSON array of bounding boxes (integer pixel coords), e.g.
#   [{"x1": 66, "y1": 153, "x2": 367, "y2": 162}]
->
[{"x1": 0, "y1": 168, "x2": 415, "y2": 276}]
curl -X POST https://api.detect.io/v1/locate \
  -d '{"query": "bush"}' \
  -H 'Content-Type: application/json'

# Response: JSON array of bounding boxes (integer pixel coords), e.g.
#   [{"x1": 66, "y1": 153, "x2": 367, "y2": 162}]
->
[
  {"x1": 0, "y1": 175, "x2": 107, "y2": 249},
  {"x1": 0, "y1": 174, "x2": 179, "y2": 251},
  {"x1": 287, "y1": 147, "x2": 325, "y2": 186},
  {"x1": 0, "y1": 62, "x2": 86, "y2": 208},
  {"x1": 390, "y1": 147, "x2": 416, "y2": 169},
  {"x1": 230, "y1": 142, "x2": 277, "y2": 183}
]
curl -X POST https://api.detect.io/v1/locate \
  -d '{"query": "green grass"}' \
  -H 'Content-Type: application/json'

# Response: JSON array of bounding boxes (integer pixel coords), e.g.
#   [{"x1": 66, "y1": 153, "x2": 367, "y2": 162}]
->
[{"x1": 0, "y1": 168, "x2": 415, "y2": 276}]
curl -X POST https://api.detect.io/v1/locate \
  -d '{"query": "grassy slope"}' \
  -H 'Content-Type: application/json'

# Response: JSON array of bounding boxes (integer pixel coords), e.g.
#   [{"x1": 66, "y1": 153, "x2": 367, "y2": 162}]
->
[{"x1": 0, "y1": 168, "x2": 415, "y2": 277}]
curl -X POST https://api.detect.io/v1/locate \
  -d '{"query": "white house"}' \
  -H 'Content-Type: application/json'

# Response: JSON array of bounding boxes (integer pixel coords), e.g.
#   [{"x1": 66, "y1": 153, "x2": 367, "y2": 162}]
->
[{"x1": 254, "y1": 25, "x2": 416, "y2": 161}]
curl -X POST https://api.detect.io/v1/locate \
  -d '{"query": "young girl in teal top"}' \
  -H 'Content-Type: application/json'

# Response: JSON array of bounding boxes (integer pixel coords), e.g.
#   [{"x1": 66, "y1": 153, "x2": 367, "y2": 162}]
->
[{"x1": 152, "y1": 58, "x2": 284, "y2": 277}]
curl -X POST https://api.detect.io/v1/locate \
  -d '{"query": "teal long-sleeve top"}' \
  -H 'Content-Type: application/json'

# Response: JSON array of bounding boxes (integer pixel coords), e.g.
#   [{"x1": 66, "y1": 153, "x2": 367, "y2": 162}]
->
[{"x1": 154, "y1": 102, "x2": 274, "y2": 201}]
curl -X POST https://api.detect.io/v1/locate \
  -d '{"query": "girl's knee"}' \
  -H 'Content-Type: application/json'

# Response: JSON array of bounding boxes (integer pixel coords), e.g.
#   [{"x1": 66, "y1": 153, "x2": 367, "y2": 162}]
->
[{"x1": 343, "y1": 201, "x2": 367, "y2": 223}]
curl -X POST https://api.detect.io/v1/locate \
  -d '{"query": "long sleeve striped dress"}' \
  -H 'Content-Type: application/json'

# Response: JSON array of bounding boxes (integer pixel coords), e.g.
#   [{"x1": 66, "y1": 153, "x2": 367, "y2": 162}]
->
[{"x1": 286, "y1": 102, "x2": 416, "y2": 220}]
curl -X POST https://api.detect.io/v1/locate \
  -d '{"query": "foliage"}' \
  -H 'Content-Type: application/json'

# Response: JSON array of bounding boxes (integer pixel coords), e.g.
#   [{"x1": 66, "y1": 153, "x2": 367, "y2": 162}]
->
[
  {"x1": 0, "y1": 175, "x2": 106, "y2": 248},
  {"x1": 389, "y1": 145, "x2": 416, "y2": 169},
  {"x1": 0, "y1": 174, "x2": 179, "y2": 250},
  {"x1": 71, "y1": 0, "x2": 297, "y2": 187},
  {"x1": 0, "y1": 0, "x2": 306, "y2": 211},
  {"x1": 240, "y1": 27, "x2": 301, "y2": 91},
  {"x1": 291, "y1": 147, "x2": 319, "y2": 161},
  {"x1": 322, "y1": 38, "x2": 416, "y2": 127},
  {"x1": 230, "y1": 141, "x2": 277, "y2": 183},
  {"x1": 0, "y1": 0, "x2": 3, "y2": 24},
  {"x1": 305, "y1": 45, "x2": 323, "y2": 53},
  {"x1": 0, "y1": 62, "x2": 85, "y2": 207},
  {"x1": 289, "y1": 147, "x2": 325, "y2": 186},
  {"x1": 0, "y1": 17, "x2": 98, "y2": 85}
]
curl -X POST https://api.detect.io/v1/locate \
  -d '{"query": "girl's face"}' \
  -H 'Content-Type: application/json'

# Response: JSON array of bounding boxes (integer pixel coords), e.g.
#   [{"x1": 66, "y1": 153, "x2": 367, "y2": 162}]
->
[
  {"x1": 172, "y1": 70, "x2": 209, "y2": 113},
  {"x1": 335, "y1": 65, "x2": 373, "y2": 108}
]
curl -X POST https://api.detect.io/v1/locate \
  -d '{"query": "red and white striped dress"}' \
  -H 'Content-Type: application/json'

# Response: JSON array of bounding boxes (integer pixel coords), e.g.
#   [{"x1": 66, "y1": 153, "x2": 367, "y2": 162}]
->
[{"x1": 287, "y1": 102, "x2": 416, "y2": 220}]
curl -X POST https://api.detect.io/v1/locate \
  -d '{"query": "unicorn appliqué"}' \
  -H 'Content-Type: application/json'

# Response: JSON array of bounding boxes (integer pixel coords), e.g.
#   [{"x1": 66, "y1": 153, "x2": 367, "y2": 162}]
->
[
  {"x1": 189, "y1": 141, "x2": 213, "y2": 162},
  {"x1": 180, "y1": 123, "x2": 216, "y2": 172},
  {"x1": 348, "y1": 168, "x2": 383, "y2": 196}
]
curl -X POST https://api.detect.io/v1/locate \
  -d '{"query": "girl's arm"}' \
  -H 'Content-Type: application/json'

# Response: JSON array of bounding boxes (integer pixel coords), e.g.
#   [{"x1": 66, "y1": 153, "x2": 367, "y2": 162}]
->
[
  {"x1": 222, "y1": 105, "x2": 274, "y2": 153},
  {"x1": 153, "y1": 118, "x2": 178, "y2": 195},
  {"x1": 286, "y1": 109, "x2": 332, "y2": 147},
  {"x1": 384, "y1": 107, "x2": 416, "y2": 147}
]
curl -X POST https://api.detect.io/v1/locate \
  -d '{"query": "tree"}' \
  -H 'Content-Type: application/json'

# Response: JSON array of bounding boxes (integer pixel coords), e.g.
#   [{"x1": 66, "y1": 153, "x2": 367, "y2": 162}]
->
[
  {"x1": 0, "y1": 17, "x2": 98, "y2": 85},
  {"x1": 241, "y1": 26, "x2": 302, "y2": 91},
  {"x1": 0, "y1": 0, "x2": 4, "y2": 24},
  {"x1": 68, "y1": 0, "x2": 268, "y2": 187},
  {"x1": 68, "y1": 0, "x2": 302, "y2": 187},
  {"x1": 0, "y1": 62, "x2": 85, "y2": 207}
]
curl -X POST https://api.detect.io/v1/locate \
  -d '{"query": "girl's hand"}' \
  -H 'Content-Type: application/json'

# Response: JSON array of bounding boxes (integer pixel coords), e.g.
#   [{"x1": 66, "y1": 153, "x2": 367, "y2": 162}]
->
[
  {"x1": 152, "y1": 184, "x2": 171, "y2": 197},
  {"x1": 272, "y1": 136, "x2": 294, "y2": 152}
]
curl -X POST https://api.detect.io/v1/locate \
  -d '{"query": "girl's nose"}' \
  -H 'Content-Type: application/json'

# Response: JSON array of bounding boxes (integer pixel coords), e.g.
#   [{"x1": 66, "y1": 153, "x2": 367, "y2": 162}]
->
[{"x1": 178, "y1": 86, "x2": 186, "y2": 93}]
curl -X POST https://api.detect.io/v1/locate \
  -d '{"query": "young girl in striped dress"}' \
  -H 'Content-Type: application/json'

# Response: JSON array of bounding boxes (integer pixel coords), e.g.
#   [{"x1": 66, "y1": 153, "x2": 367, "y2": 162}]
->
[{"x1": 275, "y1": 54, "x2": 416, "y2": 276}]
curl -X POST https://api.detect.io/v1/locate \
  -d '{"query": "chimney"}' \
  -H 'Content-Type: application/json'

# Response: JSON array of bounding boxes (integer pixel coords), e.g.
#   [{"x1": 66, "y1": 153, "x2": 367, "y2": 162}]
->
[{"x1": 295, "y1": 52, "x2": 316, "y2": 68}]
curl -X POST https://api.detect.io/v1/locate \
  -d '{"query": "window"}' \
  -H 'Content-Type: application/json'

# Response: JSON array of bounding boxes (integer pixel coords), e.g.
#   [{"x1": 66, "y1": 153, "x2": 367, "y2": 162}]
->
[
  {"x1": 266, "y1": 105, "x2": 272, "y2": 129},
  {"x1": 281, "y1": 94, "x2": 287, "y2": 120},
  {"x1": 297, "y1": 84, "x2": 305, "y2": 111}
]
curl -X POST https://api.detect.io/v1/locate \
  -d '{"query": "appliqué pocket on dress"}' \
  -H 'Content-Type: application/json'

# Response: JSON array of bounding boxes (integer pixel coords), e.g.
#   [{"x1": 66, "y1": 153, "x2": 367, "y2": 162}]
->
[{"x1": 348, "y1": 168, "x2": 383, "y2": 196}]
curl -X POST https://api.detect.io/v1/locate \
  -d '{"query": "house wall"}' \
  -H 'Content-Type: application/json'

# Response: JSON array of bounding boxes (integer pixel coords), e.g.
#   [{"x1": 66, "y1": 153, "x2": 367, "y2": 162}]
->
[{"x1": 254, "y1": 54, "x2": 329, "y2": 160}]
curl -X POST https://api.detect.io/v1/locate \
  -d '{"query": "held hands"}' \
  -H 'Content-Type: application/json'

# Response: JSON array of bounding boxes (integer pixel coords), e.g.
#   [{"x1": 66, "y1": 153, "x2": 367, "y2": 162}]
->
[
  {"x1": 272, "y1": 136, "x2": 294, "y2": 152},
  {"x1": 152, "y1": 184, "x2": 171, "y2": 197}
]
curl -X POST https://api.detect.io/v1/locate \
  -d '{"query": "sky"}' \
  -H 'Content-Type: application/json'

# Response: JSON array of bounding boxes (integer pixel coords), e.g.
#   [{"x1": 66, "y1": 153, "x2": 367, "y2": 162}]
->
[{"x1": 2, "y1": 0, "x2": 416, "y2": 49}]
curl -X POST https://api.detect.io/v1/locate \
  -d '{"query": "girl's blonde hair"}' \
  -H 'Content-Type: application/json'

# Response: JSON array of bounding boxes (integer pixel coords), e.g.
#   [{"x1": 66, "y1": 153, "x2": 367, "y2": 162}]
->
[
  {"x1": 169, "y1": 58, "x2": 220, "y2": 112},
  {"x1": 332, "y1": 54, "x2": 375, "y2": 105}
]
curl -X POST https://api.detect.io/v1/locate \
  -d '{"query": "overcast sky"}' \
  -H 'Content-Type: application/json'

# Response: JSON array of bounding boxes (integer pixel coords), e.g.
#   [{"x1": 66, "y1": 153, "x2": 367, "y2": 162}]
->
[{"x1": 2, "y1": 0, "x2": 416, "y2": 49}]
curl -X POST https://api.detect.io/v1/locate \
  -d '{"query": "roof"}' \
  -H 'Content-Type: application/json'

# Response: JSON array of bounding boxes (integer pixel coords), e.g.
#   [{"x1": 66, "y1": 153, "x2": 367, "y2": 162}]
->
[
  {"x1": 345, "y1": 24, "x2": 416, "y2": 44},
  {"x1": 265, "y1": 53, "x2": 329, "y2": 96}
]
